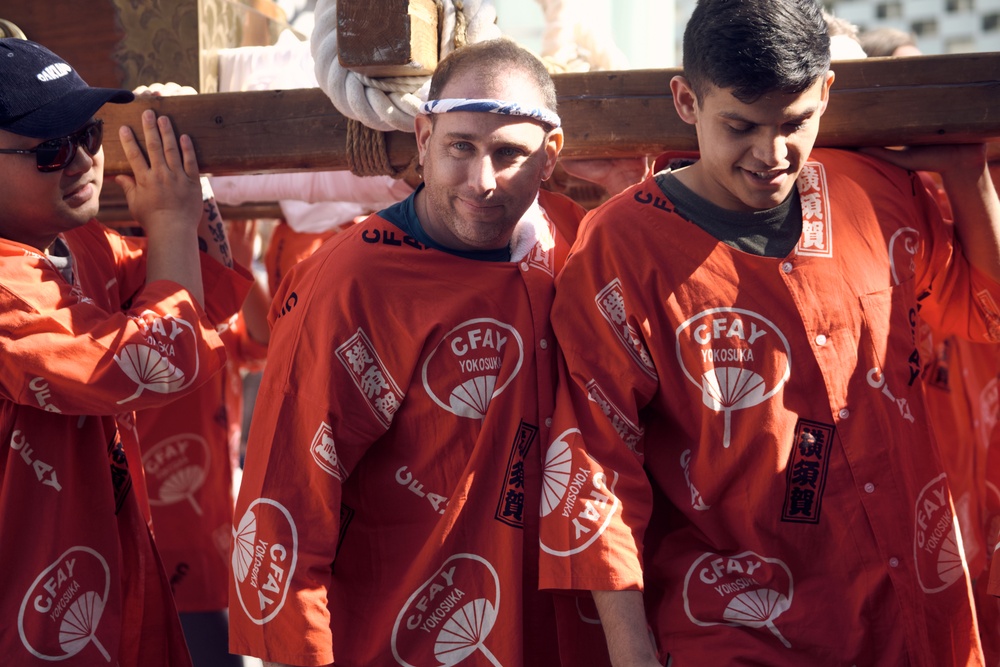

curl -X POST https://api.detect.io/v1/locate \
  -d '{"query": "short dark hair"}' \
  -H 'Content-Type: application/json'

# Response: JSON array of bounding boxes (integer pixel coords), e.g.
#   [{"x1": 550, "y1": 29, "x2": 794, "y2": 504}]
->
[
  {"x1": 428, "y1": 37, "x2": 558, "y2": 113},
  {"x1": 858, "y1": 27, "x2": 916, "y2": 58},
  {"x1": 682, "y1": 0, "x2": 831, "y2": 104}
]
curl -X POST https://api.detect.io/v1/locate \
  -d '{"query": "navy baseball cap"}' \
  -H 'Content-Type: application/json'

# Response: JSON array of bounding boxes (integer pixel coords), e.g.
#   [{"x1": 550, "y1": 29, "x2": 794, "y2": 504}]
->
[{"x1": 0, "y1": 38, "x2": 134, "y2": 139}]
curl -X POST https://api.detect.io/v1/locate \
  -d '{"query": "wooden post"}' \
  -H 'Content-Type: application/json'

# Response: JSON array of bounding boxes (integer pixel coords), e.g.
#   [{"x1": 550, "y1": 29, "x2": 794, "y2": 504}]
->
[{"x1": 336, "y1": 0, "x2": 439, "y2": 77}]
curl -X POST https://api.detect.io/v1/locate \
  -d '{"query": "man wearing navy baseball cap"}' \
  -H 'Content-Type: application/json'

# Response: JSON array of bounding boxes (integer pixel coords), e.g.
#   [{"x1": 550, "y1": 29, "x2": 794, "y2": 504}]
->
[
  {"x1": 0, "y1": 38, "x2": 251, "y2": 667},
  {"x1": 0, "y1": 37, "x2": 134, "y2": 138}
]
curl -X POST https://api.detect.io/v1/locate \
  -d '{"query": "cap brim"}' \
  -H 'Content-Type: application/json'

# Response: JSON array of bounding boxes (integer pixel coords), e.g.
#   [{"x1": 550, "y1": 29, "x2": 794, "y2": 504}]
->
[{"x1": 3, "y1": 87, "x2": 134, "y2": 139}]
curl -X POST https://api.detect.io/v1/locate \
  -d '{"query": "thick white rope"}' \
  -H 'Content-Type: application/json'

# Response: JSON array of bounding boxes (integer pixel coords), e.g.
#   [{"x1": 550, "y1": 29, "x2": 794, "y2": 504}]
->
[
  {"x1": 310, "y1": 0, "x2": 627, "y2": 132},
  {"x1": 311, "y1": 0, "x2": 502, "y2": 132}
]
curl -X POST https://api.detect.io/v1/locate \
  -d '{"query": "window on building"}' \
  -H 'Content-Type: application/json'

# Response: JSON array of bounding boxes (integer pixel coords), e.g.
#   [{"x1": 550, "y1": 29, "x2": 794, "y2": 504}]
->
[
  {"x1": 946, "y1": 0, "x2": 974, "y2": 12},
  {"x1": 911, "y1": 19, "x2": 938, "y2": 37},
  {"x1": 944, "y1": 36, "x2": 976, "y2": 53},
  {"x1": 876, "y1": 2, "x2": 903, "y2": 19},
  {"x1": 985, "y1": 13, "x2": 1000, "y2": 32}
]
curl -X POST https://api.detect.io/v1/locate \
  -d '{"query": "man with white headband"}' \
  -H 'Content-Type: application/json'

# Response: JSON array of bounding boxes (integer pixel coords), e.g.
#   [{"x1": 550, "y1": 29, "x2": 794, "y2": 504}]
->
[{"x1": 230, "y1": 37, "x2": 613, "y2": 666}]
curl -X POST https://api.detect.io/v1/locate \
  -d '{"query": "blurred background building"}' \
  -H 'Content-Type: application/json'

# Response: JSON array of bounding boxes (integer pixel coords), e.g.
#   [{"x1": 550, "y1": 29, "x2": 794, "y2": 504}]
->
[
  {"x1": 816, "y1": 0, "x2": 1000, "y2": 54},
  {"x1": 274, "y1": 0, "x2": 999, "y2": 70}
]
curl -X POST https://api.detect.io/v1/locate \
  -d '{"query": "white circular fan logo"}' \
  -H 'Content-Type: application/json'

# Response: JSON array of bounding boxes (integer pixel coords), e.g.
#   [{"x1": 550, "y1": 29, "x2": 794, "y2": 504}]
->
[
  {"x1": 676, "y1": 308, "x2": 791, "y2": 448},
  {"x1": 913, "y1": 473, "x2": 966, "y2": 593},
  {"x1": 142, "y1": 433, "x2": 210, "y2": 515},
  {"x1": 540, "y1": 432, "x2": 573, "y2": 517},
  {"x1": 683, "y1": 550, "x2": 794, "y2": 649},
  {"x1": 539, "y1": 429, "x2": 620, "y2": 557},
  {"x1": 422, "y1": 319, "x2": 523, "y2": 419},
  {"x1": 392, "y1": 553, "x2": 502, "y2": 666},
  {"x1": 232, "y1": 498, "x2": 299, "y2": 624},
  {"x1": 115, "y1": 313, "x2": 198, "y2": 404},
  {"x1": 18, "y1": 546, "x2": 112, "y2": 662}
]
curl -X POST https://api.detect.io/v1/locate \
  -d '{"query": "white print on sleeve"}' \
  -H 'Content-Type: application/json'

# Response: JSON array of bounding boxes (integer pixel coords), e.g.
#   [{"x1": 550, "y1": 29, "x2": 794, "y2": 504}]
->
[
  {"x1": 539, "y1": 429, "x2": 620, "y2": 557},
  {"x1": 676, "y1": 308, "x2": 792, "y2": 449},
  {"x1": 585, "y1": 379, "x2": 643, "y2": 453},
  {"x1": 142, "y1": 433, "x2": 210, "y2": 515},
  {"x1": 391, "y1": 553, "x2": 502, "y2": 667},
  {"x1": 887, "y1": 227, "x2": 919, "y2": 286},
  {"x1": 683, "y1": 550, "x2": 794, "y2": 649},
  {"x1": 310, "y1": 421, "x2": 347, "y2": 481},
  {"x1": 29, "y1": 377, "x2": 62, "y2": 413},
  {"x1": 979, "y1": 377, "x2": 999, "y2": 447},
  {"x1": 232, "y1": 498, "x2": 299, "y2": 625},
  {"x1": 913, "y1": 473, "x2": 966, "y2": 593},
  {"x1": 680, "y1": 449, "x2": 710, "y2": 511},
  {"x1": 115, "y1": 312, "x2": 198, "y2": 405},
  {"x1": 18, "y1": 546, "x2": 112, "y2": 663},
  {"x1": 595, "y1": 279, "x2": 657, "y2": 379},
  {"x1": 422, "y1": 318, "x2": 524, "y2": 419},
  {"x1": 336, "y1": 328, "x2": 404, "y2": 428},
  {"x1": 9, "y1": 429, "x2": 62, "y2": 491}
]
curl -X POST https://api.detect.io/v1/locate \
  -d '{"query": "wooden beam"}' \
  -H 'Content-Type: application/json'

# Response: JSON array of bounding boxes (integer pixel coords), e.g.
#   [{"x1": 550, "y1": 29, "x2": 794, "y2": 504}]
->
[
  {"x1": 99, "y1": 88, "x2": 417, "y2": 176},
  {"x1": 96, "y1": 53, "x2": 1000, "y2": 178},
  {"x1": 337, "y1": 0, "x2": 439, "y2": 77}
]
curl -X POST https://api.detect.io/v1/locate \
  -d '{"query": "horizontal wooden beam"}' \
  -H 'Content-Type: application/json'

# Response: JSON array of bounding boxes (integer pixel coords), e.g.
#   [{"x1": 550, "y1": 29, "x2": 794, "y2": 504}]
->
[{"x1": 96, "y1": 53, "x2": 1000, "y2": 178}]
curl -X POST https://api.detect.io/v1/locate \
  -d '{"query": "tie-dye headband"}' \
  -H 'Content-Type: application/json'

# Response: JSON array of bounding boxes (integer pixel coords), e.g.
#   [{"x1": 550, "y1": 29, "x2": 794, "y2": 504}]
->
[{"x1": 419, "y1": 98, "x2": 561, "y2": 129}]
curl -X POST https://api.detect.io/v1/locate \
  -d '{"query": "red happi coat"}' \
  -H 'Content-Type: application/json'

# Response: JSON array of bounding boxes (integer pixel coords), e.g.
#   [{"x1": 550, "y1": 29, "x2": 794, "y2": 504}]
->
[
  {"x1": 0, "y1": 220, "x2": 250, "y2": 666},
  {"x1": 229, "y1": 191, "x2": 604, "y2": 666},
  {"x1": 541, "y1": 149, "x2": 998, "y2": 666}
]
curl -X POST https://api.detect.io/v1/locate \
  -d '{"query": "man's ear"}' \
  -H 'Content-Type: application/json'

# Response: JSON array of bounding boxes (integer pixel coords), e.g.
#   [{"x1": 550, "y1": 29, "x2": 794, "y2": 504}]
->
[
  {"x1": 670, "y1": 75, "x2": 699, "y2": 126},
  {"x1": 541, "y1": 128, "x2": 564, "y2": 181},
  {"x1": 414, "y1": 114, "x2": 433, "y2": 166},
  {"x1": 818, "y1": 70, "x2": 836, "y2": 117}
]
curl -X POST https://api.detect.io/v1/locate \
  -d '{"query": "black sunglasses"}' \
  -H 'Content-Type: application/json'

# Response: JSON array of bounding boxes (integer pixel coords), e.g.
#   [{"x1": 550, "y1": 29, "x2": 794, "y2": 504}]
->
[{"x1": 0, "y1": 119, "x2": 103, "y2": 172}]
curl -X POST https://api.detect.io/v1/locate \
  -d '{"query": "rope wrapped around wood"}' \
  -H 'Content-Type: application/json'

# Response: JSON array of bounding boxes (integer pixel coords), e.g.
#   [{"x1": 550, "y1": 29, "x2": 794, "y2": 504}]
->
[{"x1": 346, "y1": 118, "x2": 418, "y2": 179}]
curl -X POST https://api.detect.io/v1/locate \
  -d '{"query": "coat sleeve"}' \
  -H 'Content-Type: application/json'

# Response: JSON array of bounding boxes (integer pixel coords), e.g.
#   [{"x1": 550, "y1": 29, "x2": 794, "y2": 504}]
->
[
  {"x1": 0, "y1": 239, "x2": 243, "y2": 416},
  {"x1": 228, "y1": 240, "x2": 408, "y2": 665},
  {"x1": 540, "y1": 205, "x2": 657, "y2": 594},
  {"x1": 902, "y1": 167, "x2": 1000, "y2": 344}
]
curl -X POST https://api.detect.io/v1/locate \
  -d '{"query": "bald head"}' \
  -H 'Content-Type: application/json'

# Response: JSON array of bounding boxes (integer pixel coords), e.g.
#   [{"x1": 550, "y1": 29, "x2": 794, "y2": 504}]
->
[{"x1": 428, "y1": 38, "x2": 558, "y2": 114}]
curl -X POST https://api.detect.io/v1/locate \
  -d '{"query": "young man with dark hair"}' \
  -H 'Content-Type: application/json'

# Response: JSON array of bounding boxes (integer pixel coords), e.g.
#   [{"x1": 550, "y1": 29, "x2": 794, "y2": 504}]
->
[
  {"x1": 0, "y1": 38, "x2": 249, "y2": 666},
  {"x1": 228, "y1": 37, "x2": 600, "y2": 667},
  {"x1": 539, "y1": 0, "x2": 1000, "y2": 664}
]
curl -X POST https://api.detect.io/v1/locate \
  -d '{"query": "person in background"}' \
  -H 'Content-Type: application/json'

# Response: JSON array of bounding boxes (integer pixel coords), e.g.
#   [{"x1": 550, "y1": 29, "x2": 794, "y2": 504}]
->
[
  {"x1": 858, "y1": 26, "x2": 922, "y2": 58},
  {"x1": 133, "y1": 220, "x2": 269, "y2": 667},
  {"x1": 830, "y1": 17, "x2": 1000, "y2": 661},
  {"x1": 823, "y1": 10, "x2": 868, "y2": 60},
  {"x1": 539, "y1": 0, "x2": 1000, "y2": 664},
  {"x1": 0, "y1": 38, "x2": 249, "y2": 667}
]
